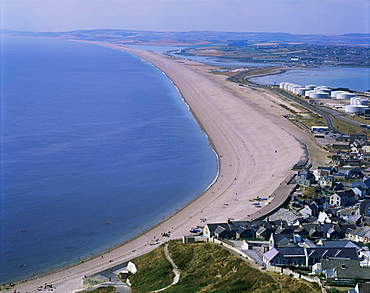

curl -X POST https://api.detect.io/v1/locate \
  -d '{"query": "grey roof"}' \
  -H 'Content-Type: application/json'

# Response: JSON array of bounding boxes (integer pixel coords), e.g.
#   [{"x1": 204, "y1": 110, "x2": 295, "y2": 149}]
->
[
  {"x1": 348, "y1": 226, "x2": 370, "y2": 238},
  {"x1": 307, "y1": 247, "x2": 358, "y2": 260},
  {"x1": 316, "y1": 240, "x2": 361, "y2": 250},
  {"x1": 321, "y1": 258, "x2": 370, "y2": 280}
]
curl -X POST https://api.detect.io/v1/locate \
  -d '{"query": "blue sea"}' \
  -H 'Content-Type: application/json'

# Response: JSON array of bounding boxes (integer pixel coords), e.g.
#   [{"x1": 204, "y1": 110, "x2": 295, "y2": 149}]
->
[{"x1": 0, "y1": 37, "x2": 218, "y2": 283}]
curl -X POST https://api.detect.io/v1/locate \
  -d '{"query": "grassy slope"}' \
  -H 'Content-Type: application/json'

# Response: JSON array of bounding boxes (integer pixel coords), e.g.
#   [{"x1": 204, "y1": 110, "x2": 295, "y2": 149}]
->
[
  {"x1": 130, "y1": 241, "x2": 321, "y2": 293},
  {"x1": 129, "y1": 244, "x2": 174, "y2": 293}
]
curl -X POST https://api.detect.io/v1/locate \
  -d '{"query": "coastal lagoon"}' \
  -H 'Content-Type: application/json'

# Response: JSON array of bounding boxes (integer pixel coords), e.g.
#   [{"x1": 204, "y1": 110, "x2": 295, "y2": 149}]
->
[
  {"x1": 249, "y1": 67, "x2": 370, "y2": 93},
  {"x1": 0, "y1": 37, "x2": 217, "y2": 283}
]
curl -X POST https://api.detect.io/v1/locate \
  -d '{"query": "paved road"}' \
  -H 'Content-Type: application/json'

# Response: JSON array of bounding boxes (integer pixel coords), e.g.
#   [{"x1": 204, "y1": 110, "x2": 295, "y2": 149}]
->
[{"x1": 256, "y1": 84, "x2": 368, "y2": 133}]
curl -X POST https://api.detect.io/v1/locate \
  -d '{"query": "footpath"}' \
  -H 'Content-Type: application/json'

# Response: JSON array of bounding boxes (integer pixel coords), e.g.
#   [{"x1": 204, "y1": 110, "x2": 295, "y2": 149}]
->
[{"x1": 152, "y1": 243, "x2": 181, "y2": 292}]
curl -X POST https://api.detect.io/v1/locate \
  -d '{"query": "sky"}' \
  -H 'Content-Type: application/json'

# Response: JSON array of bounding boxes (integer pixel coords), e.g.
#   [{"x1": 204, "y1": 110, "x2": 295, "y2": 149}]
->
[{"x1": 1, "y1": 0, "x2": 369, "y2": 34}]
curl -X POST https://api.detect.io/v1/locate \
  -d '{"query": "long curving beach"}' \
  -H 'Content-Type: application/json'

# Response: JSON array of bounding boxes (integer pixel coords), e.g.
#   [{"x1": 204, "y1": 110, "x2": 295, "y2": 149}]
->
[{"x1": 12, "y1": 44, "x2": 308, "y2": 293}]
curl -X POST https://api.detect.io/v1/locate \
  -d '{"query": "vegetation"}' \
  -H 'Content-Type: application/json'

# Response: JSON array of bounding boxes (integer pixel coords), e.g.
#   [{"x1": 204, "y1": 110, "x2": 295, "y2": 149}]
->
[
  {"x1": 130, "y1": 240, "x2": 321, "y2": 293},
  {"x1": 129, "y1": 244, "x2": 174, "y2": 293},
  {"x1": 326, "y1": 288, "x2": 339, "y2": 293}
]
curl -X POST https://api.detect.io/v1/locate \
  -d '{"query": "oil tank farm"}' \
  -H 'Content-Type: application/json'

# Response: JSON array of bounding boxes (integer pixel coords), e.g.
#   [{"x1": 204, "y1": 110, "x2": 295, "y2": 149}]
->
[{"x1": 344, "y1": 97, "x2": 369, "y2": 113}]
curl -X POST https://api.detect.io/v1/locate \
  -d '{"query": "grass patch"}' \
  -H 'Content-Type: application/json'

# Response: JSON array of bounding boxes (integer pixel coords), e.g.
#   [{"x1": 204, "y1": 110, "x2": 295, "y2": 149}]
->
[
  {"x1": 131, "y1": 240, "x2": 321, "y2": 293},
  {"x1": 129, "y1": 244, "x2": 173, "y2": 293}
]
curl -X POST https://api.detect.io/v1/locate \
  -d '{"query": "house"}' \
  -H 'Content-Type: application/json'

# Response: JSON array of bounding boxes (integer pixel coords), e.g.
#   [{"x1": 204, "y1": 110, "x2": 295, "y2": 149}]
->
[
  {"x1": 318, "y1": 166, "x2": 336, "y2": 176},
  {"x1": 354, "y1": 178, "x2": 370, "y2": 195},
  {"x1": 203, "y1": 220, "x2": 252, "y2": 239},
  {"x1": 352, "y1": 185, "x2": 367, "y2": 199},
  {"x1": 235, "y1": 225, "x2": 255, "y2": 239},
  {"x1": 330, "y1": 190, "x2": 358, "y2": 206},
  {"x1": 315, "y1": 239, "x2": 361, "y2": 251},
  {"x1": 203, "y1": 219, "x2": 289, "y2": 240},
  {"x1": 263, "y1": 247, "x2": 306, "y2": 266},
  {"x1": 269, "y1": 234, "x2": 296, "y2": 249},
  {"x1": 319, "y1": 175, "x2": 334, "y2": 189},
  {"x1": 203, "y1": 223, "x2": 232, "y2": 238},
  {"x1": 300, "y1": 202, "x2": 319, "y2": 217},
  {"x1": 256, "y1": 226, "x2": 275, "y2": 240},
  {"x1": 355, "y1": 283, "x2": 370, "y2": 293},
  {"x1": 347, "y1": 226, "x2": 370, "y2": 243},
  {"x1": 242, "y1": 240, "x2": 269, "y2": 251},
  {"x1": 359, "y1": 199, "x2": 370, "y2": 216},
  {"x1": 333, "y1": 169, "x2": 350, "y2": 180},
  {"x1": 295, "y1": 168, "x2": 315, "y2": 186},
  {"x1": 350, "y1": 133, "x2": 368, "y2": 144},
  {"x1": 316, "y1": 258, "x2": 370, "y2": 281},
  {"x1": 263, "y1": 247, "x2": 358, "y2": 267},
  {"x1": 349, "y1": 167, "x2": 364, "y2": 179}
]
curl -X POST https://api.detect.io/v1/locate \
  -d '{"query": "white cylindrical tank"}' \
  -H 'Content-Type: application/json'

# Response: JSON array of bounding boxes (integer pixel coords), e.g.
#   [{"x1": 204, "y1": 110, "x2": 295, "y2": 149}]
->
[
  {"x1": 337, "y1": 92, "x2": 356, "y2": 100},
  {"x1": 306, "y1": 85, "x2": 316, "y2": 90},
  {"x1": 305, "y1": 90, "x2": 315, "y2": 98},
  {"x1": 304, "y1": 90, "x2": 313, "y2": 97},
  {"x1": 310, "y1": 92, "x2": 330, "y2": 99},
  {"x1": 288, "y1": 84, "x2": 298, "y2": 92},
  {"x1": 279, "y1": 82, "x2": 287, "y2": 89},
  {"x1": 354, "y1": 98, "x2": 362, "y2": 105},
  {"x1": 359, "y1": 99, "x2": 369, "y2": 106},
  {"x1": 331, "y1": 91, "x2": 345, "y2": 98},
  {"x1": 320, "y1": 88, "x2": 332, "y2": 95},
  {"x1": 296, "y1": 87, "x2": 307, "y2": 95},
  {"x1": 345, "y1": 105, "x2": 366, "y2": 113},
  {"x1": 291, "y1": 85, "x2": 301, "y2": 94}
]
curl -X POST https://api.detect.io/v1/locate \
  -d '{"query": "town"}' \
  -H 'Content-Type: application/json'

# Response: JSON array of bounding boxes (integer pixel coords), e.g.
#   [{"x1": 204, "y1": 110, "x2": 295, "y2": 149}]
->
[{"x1": 180, "y1": 81, "x2": 370, "y2": 293}]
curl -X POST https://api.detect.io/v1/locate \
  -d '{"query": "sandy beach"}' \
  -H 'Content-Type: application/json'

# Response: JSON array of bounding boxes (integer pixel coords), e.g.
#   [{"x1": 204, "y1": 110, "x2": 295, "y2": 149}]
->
[{"x1": 12, "y1": 44, "x2": 310, "y2": 293}]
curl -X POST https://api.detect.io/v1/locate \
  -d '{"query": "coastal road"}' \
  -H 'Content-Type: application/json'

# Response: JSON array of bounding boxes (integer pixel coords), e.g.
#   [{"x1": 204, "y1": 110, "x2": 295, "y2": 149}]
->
[
  {"x1": 255, "y1": 84, "x2": 368, "y2": 133},
  {"x1": 264, "y1": 86, "x2": 338, "y2": 132}
]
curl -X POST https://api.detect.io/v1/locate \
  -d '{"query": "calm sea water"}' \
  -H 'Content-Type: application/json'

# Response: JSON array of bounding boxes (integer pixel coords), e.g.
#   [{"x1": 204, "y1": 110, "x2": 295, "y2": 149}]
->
[
  {"x1": 0, "y1": 37, "x2": 217, "y2": 283},
  {"x1": 249, "y1": 67, "x2": 370, "y2": 92}
]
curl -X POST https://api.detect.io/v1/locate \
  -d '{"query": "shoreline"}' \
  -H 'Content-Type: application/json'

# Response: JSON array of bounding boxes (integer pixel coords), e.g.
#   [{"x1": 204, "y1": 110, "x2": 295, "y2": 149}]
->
[{"x1": 12, "y1": 42, "x2": 306, "y2": 293}]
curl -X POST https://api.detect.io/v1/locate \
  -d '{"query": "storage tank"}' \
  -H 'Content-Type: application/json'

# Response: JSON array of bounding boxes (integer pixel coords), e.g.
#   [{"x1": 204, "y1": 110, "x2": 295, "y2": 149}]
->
[
  {"x1": 345, "y1": 105, "x2": 365, "y2": 113},
  {"x1": 353, "y1": 98, "x2": 362, "y2": 105},
  {"x1": 279, "y1": 82, "x2": 287, "y2": 89},
  {"x1": 305, "y1": 90, "x2": 316, "y2": 98},
  {"x1": 296, "y1": 87, "x2": 307, "y2": 96},
  {"x1": 291, "y1": 85, "x2": 302, "y2": 94},
  {"x1": 331, "y1": 91, "x2": 345, "y2": 98},
  {"x1": 337, "y1": 92, "x2": 356, "y2": 100},
  {"x1": 359, "y1": 99, "x2": 369, "y2": 106},
  {"x1": 310, "y1": 92, "x2": 330, "y2": 99},
  {"x1": 320, "y1": 88, "x2": 332, "y2": 95},
  {"x1": 305, "y1": 85, "x2": 316, "y2": 90},
  {"x1": 288, "y1": 83, "x2": 298, "y2": 92}
]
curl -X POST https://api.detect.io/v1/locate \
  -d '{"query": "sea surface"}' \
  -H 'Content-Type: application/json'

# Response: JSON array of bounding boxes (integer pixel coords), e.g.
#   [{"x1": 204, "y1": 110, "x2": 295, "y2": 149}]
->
[
  {"x1": 0, "y1": 37, "x2": 218, "y2": 283},
  {"x1": 249, "y1": 67, "x2": 370, "y2": 93}
]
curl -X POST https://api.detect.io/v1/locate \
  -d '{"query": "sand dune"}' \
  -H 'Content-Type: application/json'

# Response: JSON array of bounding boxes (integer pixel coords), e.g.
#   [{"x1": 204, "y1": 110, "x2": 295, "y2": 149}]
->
[{"x1": 12, "y1": 45, "x2": 306, "y2": 293}]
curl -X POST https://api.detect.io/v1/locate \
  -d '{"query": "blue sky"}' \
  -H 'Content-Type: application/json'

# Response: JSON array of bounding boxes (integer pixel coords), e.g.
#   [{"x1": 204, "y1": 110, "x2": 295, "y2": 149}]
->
[{"x1": 1, "y1": 0, "x2": 369, "y2": 34}]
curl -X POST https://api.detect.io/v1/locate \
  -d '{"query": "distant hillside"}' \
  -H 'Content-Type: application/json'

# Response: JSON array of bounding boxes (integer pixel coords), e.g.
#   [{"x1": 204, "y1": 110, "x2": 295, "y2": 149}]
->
[{"x1": 1, "y1": 29, "x2": 369, "y2": 47}]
